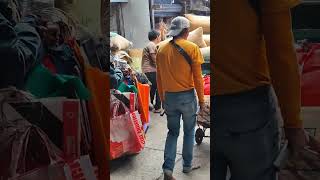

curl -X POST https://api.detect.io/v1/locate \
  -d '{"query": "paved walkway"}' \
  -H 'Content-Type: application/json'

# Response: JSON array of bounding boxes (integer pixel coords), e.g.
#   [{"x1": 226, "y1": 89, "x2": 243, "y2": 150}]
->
[{"x1": 110, "y1": 112, "x2": 211, "y2": 180}]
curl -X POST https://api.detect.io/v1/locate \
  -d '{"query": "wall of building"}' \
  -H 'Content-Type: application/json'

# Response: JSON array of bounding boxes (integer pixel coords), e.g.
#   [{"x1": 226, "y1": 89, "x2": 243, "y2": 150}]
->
[
  {"x1": 55, "y1": 0, "x2": 101, "y2": 35},
  {"x1": 110, "y1": 3, "x2": 124, "y2": 35},
  {"x1": 120, "y1": 0, "x2": 151, "y2": 48}
]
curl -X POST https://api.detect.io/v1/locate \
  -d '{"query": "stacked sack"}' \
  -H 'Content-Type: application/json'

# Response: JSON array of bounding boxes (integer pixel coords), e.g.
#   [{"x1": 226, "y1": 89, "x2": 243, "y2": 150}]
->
[
  {"x1": 185, "y1": 14, "x2": 210, "y2": 62},
  {"x1": 185, "y1": 14, "x2": 211, "y2": 95},
  {"x1": 110, "y1": 32, "x2": 143, "y2": 73},
  {"x1": 110, "y1": 32, "x2": 133, "y2": 52}
]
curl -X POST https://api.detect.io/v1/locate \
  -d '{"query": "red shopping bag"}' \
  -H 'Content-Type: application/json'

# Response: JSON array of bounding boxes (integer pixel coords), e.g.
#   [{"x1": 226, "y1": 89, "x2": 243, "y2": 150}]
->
[
  {"x1": 64, "y1": 155, "x2": 98, "y2": 180},
  {"x1": 297, "y1": 43, "x2": 320, "y2": 106},
  {"x1": 299, "y1": 43, "x2": 320, "y2": 74},
  {"x1": 110, "y1": 100, "x2": 145, "y2": 160},
  {"x1": 0, "y1": 119, "x2": 64, "y2": 179},
  {"x1": 63, "y1": 101, "x2": 81, "y2": 162},
  {"x1": 301, "y1": 70, "x2": 320, "y2": 106},
  {"x1": 10, "y1": 163, "x2": 68, "y2": 180},
  {"x1": 12, "y1": 155, "x2": 99, "y2": 180}
]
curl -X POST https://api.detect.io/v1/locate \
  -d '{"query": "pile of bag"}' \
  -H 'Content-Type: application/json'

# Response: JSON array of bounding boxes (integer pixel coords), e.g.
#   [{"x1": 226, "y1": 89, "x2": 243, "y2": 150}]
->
[
  {"x1": 110, "y1": 91, "x2": 145, "y2": 160},
  {"x1": 110, "y1": 32, "x2": 133, "y2": 52},
  {"x1": 185, "y1": 14, "x2": 210, "y2": 61},
  {"x1": 110, "y1": 32, "x2": 147, "y2": 74},
  {"x1": 0, "y1": 88, "x2": 98, "y2": 180},
  {"x1": 110, "y1": 81, "x2": 150, "y2": 160},
  {"x1": 157, "y1": 14, "x2": 210, "y2": 61},
  {"x1": 109, "y1": 32, "x2": 151, "y2": 160},
  {"x1": 0, "y1": 7, "x2": 117, "y2": 179},
  {"x1": 185, "y1": 14, "x2": 210, "y2": 34}
]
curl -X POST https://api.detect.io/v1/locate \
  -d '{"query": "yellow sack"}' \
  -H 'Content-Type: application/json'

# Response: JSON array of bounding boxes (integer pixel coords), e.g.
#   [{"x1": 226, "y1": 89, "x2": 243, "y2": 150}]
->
[
  {"x1": 129, "y1": 49, "x2": 143, "y2": 72},
  {"x1": 203, "y1": 34, "x2": 210, "y2": 47},
  {"x1": 115, "y1": 50, "x2": 133, "y2": 64},
  {"x1": 187, "y1": 27, "x2": 207, "y2": 48},
  {"x1": 185, "y1": 14, "x2": 210, "y2": 34},
  {"x1": 111, "y1": 34, "x2": 133, "y2": 51}
]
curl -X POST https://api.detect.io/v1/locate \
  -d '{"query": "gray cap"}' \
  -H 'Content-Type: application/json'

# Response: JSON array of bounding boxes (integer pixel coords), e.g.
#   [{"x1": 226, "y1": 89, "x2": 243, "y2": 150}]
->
[{"x1": 167, "y1": 16, "x2": 190, "y2": 37}]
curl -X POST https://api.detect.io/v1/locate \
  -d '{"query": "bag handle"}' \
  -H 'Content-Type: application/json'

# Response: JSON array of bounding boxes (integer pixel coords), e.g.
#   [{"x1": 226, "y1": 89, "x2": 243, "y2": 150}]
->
[
  {"x1": 11, "y1": 126, "x2": 64, "y2": 178},
  {"x1": 301, "y1": 44, "x2": 320, "y2": 64},
  {"x1": 301, "y1": 44, "x2": 320, "y2": 74},
  {"x1": 111, "y1": 99, "x2": 130, "y2": 118},
  {"x1": 169, "y1": 40, "x2": 193, "y2": 66}
]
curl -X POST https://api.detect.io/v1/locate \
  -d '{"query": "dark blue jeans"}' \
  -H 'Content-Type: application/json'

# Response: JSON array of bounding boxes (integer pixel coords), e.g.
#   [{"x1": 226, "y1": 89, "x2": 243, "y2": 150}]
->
[
  {"x1": 162, "y1": 89, "x2": 198, "y2": 174},
  {"x1": 145, "y1": 72, "x2": 161, "y2": 110},
  {"x1": 212, "y1": 86, "x2": 280, "y2": 180}
]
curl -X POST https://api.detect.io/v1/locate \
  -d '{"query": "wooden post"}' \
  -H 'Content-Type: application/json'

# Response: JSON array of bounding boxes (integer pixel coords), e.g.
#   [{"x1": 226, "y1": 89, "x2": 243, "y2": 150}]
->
[
  {"x1": 101, "y1": 0, "x2": 109, "y2": 35},
  {"x1": 150, "y1": 0, "x2": 155, "y2": 29}
]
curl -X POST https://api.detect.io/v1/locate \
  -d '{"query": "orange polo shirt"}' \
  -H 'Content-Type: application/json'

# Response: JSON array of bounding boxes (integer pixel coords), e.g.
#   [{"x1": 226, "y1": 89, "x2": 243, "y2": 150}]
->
[
  {"x1": 156, "y1": 38, "x2": 205, "y2": 103},
  {"x1": 213, "y1": 0, "x2": 302, "y2": 128}
]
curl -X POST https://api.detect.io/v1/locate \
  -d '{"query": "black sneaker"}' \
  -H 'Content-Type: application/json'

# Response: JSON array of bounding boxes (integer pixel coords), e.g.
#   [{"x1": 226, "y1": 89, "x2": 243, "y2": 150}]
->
[
  {"x1": 163, "y1": 174, "x2": 176, "y2": 180},
  {"x1": 182, "y1": 165, "x2": 201, "y2": 173},
  {"x1": 154, "y1": 109, "x2": 162, "y2": 113}
]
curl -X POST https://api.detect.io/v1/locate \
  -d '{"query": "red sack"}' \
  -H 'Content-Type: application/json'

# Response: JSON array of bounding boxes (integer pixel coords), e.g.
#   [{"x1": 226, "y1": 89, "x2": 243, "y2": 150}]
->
[
  {"x1": 110, "y1": 99, "x2": 145, "y2": 160},
  {"x1": 204, "y1": 75, "x2": 210, "y2": 95},
  {"x1": 297, "y1": 43, "x2": 320, "y2": 106}
]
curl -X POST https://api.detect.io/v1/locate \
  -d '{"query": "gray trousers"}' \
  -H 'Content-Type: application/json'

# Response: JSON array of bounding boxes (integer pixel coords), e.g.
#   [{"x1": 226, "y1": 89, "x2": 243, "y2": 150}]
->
[{"x1": 212, "y1": 86, "x2": 280, "y2": 180}]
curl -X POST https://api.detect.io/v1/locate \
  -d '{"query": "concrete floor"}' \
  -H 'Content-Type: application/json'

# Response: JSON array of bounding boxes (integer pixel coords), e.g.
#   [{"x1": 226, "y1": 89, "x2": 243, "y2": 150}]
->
[{"x1": 110, "y1": 112, "x2": 211, "y2": 180}]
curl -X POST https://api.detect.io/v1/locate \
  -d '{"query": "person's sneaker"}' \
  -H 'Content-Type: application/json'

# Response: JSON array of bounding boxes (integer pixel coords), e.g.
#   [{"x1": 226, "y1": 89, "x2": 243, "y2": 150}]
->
[
  {"x1": 163, "y1": 173, "x2": 176, "y2": 180},
  {"x1": 182, "y1": 165, "x2": 201, "y2": 173},
  {"x1": 149, "y1": 103, "x2": 154, "y2": 111},
  {"x1": 153, "y1": 109, "x2": 162, "y2": 113},
  {"x1": 163, "y1": 170, "x2": 175, "y2": 180}
]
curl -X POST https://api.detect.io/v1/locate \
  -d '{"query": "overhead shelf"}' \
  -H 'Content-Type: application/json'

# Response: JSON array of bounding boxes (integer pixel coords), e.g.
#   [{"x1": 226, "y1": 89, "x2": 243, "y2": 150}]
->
[
  {"x1": 110, "y1": 0, "x2": 128, "y2": 3},
  {"x1": 153, "y1": 3, "x2": 183, "y2": 17}
]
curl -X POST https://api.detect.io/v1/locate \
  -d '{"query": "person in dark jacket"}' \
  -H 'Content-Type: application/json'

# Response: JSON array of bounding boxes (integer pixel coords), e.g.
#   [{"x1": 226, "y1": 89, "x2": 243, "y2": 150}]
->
[
  {"x1": 110, "y1": 54, "x2": 124, "y2": 89},
  {"x1": 0, "y1": 1, "x2": 42, "y2": 89}
]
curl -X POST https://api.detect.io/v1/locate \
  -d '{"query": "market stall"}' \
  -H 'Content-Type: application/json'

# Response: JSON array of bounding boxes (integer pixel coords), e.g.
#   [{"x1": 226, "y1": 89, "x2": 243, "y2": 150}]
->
[
  {"x1": 109, "y1": 32, "x2": 150, "y2": 160},
  {"x1": 0, "y1": 4, "x2": 112, "y2": 179}
]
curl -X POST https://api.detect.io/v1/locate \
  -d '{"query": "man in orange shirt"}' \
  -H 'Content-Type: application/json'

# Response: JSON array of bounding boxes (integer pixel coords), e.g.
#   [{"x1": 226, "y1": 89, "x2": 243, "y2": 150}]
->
[
  {"x1": 213, "y1": 0, "x2": 307, "y2": 179},
  {"x1": 156, "y1": 16, "x2": 205, "y2": 180}
]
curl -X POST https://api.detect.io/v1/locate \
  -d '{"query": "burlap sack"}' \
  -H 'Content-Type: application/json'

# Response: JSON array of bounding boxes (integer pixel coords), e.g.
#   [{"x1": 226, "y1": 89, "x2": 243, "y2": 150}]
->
[
  {"x1": 128, "y1": 49, "x2": 143, "y2": 72},
  {"x1": 115, "y1": 51, "x2": 133, "y2": 64},
  {"x1": 200, "y1": 47, "x2": 210, "y2": 62},
  {"x1": 185, "y1": 14, "x2": 210, "y2": 34},
  {"x1": 111, "y1": 34, "x2": 133, "y2": 51},
  {"x1": 203, "y1": 34, "x2": 210, "y2": 46},
  {"x1": 187, "y1": 27, "x2": 207, "y2": 48}
]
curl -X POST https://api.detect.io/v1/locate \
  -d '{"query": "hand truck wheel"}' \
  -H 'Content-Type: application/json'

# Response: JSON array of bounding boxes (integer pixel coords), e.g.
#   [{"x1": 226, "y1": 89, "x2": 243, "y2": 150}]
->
[{"x1": 195, "y1": 128, "x2": 205, "y2": 145}]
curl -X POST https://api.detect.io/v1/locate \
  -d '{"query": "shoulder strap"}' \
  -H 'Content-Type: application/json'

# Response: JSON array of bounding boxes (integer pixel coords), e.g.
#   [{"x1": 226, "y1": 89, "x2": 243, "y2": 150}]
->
[{"x1": 170, "y1": 40, "x2": 193, "y2": 65}]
